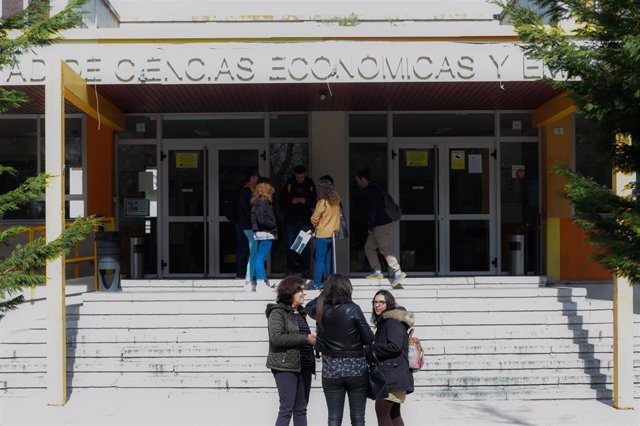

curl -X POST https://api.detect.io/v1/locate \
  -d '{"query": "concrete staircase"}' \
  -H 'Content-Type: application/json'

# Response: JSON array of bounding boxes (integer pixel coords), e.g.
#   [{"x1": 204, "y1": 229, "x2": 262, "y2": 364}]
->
[{"x1": 1, "y1": 277, "x2": 639, "y2": 400}]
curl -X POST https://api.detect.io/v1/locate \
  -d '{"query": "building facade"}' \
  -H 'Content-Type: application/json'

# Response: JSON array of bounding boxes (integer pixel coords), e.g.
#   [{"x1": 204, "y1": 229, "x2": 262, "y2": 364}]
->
[{"x1": 0, "y1": 0, "x2": 613, "y2": 281}]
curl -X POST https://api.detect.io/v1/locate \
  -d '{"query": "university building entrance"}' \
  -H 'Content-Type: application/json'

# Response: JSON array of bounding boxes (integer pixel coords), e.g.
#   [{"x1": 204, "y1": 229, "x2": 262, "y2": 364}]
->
[
  {"x1": 393, "y1": 142, "x2": 496, "y2": 275},
  {"x1": 161, "y1": 142, "x2": 264, "y2": 276}
]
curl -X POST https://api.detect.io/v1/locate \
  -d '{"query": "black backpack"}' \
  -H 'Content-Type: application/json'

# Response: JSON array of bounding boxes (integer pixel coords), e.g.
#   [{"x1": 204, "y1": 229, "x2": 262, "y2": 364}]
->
[{"x1": 382, "y1": 191, "x2": 402, "y2": 222}]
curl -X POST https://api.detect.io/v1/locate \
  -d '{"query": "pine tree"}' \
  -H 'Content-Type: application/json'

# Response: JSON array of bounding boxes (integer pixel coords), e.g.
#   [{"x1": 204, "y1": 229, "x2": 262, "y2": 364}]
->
[
  {"x1": 0, "y1": 0, "x2": 94, "y2": 319},
  {"x1": 496, "y1": 0, "x2": 640, "y2": 282}
]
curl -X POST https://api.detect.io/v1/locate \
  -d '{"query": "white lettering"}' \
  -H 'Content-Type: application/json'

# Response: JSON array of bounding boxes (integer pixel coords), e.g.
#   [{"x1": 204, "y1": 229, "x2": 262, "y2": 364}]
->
[
  {"x1": 30, "y1": 59, "x2": 46, "y2": 82},
  {"x1": 435, "y1": 57, "x2": 455, "y2": 80},
  {"x1": 237, "y1": 57, "x2": 254, "y2": 81},
  {"x1": 311, "y1": 56, "x2": 332, "y2": 80},
  {"x1": 86, "y1": 57, "x2": 102, "y2": 82},
  {"x1": 215, "y1": 58, "x2": 235, "y2": 81},
  {"x1": 457, "y1": 56, "x2": 475, "y2": 79},
  {"x1": 144, "y1": 57, "x2": 162, "y2": 82},
  {"x1": 413, "y1": 56, "x2": 433, "y2": 80},
  {"x1": 288, "y1": 57, "x2": 308, "y2": 81},
  {"x1": 489, "y1": 54, "x2": 509, "y2": 79},
  {"x1": 523, "y1": 56, "x2": 542, "y2": 79},
  {"x1": 358, "y1": 56, "x2": 379, "y2": 80},
  {"x1": 270, "y1": 56, "x2": 286, "y2": 81},
  {"x1": 116, "y1": 59, "x2": 135, "y2": 82},
  {"x1": 185, "y1": 58, "x2": 205, "y2": 81},
  {"x1": 337, "y1": 57, "x2": 354, "y2": 80},
  {"x1": 384, "y1": 57, "x2": 404, "y2": 80}
]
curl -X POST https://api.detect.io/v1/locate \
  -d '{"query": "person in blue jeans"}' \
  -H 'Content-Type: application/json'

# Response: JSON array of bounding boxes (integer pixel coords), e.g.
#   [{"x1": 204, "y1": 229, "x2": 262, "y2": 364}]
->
[
  {"x1": 235, "y1": 167, "x2": 259, "y2": 289},
  {"x1": 251, "y1": 178, "x2": 278, "y2": 288},
  {"x1": 308, "y1": 179, "x2": 341, "y2": 289},
  {"x1": 252, "y1": 177, "x2": 278, "y2": 291}
]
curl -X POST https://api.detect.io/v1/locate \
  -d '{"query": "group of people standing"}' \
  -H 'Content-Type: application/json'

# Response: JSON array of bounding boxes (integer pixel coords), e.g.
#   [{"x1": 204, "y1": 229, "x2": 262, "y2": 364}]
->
[
  {"x1": 233, "y1": 165, "x2": 407, "y2": 291},
  {"x1": 266, "y1": 274, "x2": 415, "y2": 426}
]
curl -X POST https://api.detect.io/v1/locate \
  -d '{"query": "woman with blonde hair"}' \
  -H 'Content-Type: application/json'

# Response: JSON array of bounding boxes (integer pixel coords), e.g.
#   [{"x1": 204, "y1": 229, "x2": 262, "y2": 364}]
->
[
  {"x1": 308, "y1": 179, "x2": 341, "y2": 290},
  {"x1": 251, "y1": 177, "x2": 277, "y2": 291}
]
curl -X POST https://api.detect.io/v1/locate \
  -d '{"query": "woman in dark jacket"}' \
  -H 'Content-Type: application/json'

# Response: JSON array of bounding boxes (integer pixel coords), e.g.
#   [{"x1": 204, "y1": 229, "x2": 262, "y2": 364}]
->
[
  {"x1": 306, "y1": 274, "x2": 375, "y2": 426},
  {"x1": 252, "y1": 177, "x2": 278, "y2": 290},
  {"x1": 370, "y1": 290, "x2": 414, "y2": 426},
  {"x1": 266, "y1": 276, "x2": 317, "y2": 426}
]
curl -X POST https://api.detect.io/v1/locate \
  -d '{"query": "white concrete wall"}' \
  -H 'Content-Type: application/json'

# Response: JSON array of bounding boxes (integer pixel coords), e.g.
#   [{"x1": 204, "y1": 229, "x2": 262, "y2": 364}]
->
[{"x1": 310, "y1": 111, "x2": 349, "y2": 274}]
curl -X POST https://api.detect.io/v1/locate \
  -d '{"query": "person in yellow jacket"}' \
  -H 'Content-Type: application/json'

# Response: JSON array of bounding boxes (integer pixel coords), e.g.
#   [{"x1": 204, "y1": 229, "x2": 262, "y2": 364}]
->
[{"x1": 307, "y1": 178, "x2": 341, "y2": 290}]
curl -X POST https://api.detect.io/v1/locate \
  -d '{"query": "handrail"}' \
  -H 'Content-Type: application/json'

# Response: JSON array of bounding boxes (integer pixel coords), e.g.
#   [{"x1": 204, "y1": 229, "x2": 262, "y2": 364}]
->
[{"x1": 25, "y1": 217, "x2": 116, "y2": 298}]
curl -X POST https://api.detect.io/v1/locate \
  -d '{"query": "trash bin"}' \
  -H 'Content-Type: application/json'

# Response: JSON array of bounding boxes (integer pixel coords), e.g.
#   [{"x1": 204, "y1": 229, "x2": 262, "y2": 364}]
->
[
  {"x1": 509, "y1": 234, "x2": 525, "y2": 276},
  {"x1": 130, "y1": 237, "x2": 145, "y2": 279},
  {"x1": 95, "y1": 231, "x2": 121, "y2": 291}
]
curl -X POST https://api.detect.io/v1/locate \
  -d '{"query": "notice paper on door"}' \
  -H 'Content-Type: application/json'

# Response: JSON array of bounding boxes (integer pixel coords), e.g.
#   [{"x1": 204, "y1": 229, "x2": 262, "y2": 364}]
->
[
  {"x1": 468, "y1": 154, "x2": 482, "y2": 174},
  {"x1": 451, "y1": 150, "x2": 465, "y2": 170}
]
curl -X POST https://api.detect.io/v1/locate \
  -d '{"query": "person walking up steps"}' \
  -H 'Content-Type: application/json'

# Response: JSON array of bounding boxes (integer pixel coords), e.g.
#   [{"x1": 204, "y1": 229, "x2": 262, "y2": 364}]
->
[{"x1": 355, "y1": 168, "x2": 407, "y2": 289}]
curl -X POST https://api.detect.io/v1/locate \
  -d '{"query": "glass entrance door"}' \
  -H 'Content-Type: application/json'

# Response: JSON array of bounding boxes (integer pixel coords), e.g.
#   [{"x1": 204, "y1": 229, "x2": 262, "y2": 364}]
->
[
  {"x1": 162, "y1": 142, "x2": 263, "y2": 277},
  {"x1": 393, "y1": 143, "x2": 496, "y2": 275}
]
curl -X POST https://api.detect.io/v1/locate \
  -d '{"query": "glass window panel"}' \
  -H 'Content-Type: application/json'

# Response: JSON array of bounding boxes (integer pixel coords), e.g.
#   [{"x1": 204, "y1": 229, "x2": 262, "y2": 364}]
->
[
  {"x1": 349, "y1": 114, "x2": 387, "y2": 138},
  {"x1": 162, "y1": 116, "x2": 264, "y2": 138},
  {"x1": 118, "y1": 144, "x2": 158, "y2": 275},
  {"x1": 449, "y1": 148, "x2": 490, "y2": 215},
  {"x1": 168, "y1": 150, "x2": 204, "y2": 216},
  {"x1": 399, "y1": 149, "x2": 434, "y2": 215},
  {"x1": 0, "y1": 118, "x2": 38, "y2": 219},
  {"x1": 219, "y1": 221, "x2": 237, "y2": 274},
  {"x1": 218, "y1": 149, "x2": 260, "y2": 215},
  {"x1": 500, "y1": 142, "x2": 540, "y2": 274},
  {"x1": 349, "y1": 143, "x2": 387, "y2": 273},
  {"x1": 400, "y1": 220, "x2": 436, "y2": 272},
  {"x1": 169, "y1": 222, "x2": 204, "y2": 274},
  {"x1": 575, "y1": 114, "x2": 613, "y2": 189},
  {"x1": 270, "y1": 114, "x2": 308, "y2": 138},
  {"x1": 450, "y1": 220, "x2": 490, "y2": 271},
  {"x1": 500, "y1": 113, "x2": 538, "y2": 137},
  {"x1": 118, "y1": 116, "x2": 157, "y2": 140},
  {"x1": 393, "y1": 114, "x2": 494, "y2": 137},
  {"x1": 270, "y1": 143, "x2": 309, "y2": 274}
]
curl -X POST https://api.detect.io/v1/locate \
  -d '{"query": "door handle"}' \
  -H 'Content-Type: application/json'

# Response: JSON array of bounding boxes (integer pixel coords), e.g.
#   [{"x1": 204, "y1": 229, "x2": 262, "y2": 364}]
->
[
  {"x1": 391, "y1": 149, "x2": 397, "y2": 160},
  {"x1": 260, "y1": 150, "x2": 266, "y2": 161}
]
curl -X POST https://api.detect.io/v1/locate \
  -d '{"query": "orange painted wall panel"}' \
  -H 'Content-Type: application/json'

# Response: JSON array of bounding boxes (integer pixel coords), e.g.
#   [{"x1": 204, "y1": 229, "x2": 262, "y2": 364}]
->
[
  {"x1": 86, "y1": 117, "x2": 114, "y2": 217},
  {"x1": 559, "y1": 218, "x2": 611, "y2": 280}
]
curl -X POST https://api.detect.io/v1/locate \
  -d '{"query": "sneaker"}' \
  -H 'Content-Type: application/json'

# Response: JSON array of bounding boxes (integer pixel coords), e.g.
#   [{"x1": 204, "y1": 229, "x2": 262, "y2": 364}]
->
[
  {"x1": 304, "y1": 280, "x2": 319, "y2": 291},
  {"x1": 391, "y1": 271, "x2": 407, "y2": 289},
  {"x1": 366, "y1": 271, "x2": 384, "y2": 280},
  {"x1": 265, "y1": 279, "x2": 275, "y2": 289}
]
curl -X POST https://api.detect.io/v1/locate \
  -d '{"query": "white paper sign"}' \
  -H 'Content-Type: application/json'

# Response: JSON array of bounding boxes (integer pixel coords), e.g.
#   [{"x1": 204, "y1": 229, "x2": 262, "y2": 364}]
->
[{"x1": 468, "y1": 154, "x2": 482, "y2": 174}]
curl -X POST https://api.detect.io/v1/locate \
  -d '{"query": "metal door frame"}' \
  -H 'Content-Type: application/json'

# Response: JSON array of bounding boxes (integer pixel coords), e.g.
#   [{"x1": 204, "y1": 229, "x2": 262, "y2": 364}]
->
[
  {"x1": 160, "y1": 139, "x2": 267, "y2": 277},
  {"x1": 390, "y1": 138, "x2": 497, "y2": 276}
]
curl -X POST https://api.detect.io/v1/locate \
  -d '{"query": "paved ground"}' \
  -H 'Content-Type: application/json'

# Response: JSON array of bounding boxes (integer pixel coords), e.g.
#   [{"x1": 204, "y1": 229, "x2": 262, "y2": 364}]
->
[{"x1": 1, "y1": 389, "x2": 638, "y2": 426}]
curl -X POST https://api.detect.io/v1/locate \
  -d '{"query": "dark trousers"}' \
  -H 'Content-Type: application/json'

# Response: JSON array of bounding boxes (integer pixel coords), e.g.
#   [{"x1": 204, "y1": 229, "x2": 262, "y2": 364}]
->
[
  {"x1": 287, "y1": 223, "x2": 311, "y2": 273},
  {"x1": 272, "y1": 369, "x2": 313, "y2": 426},
  {"x1": 235, "y1": 224, "x2": 249, "y2": 277},
  {"x1": 322, "y1": 374, "x2": 368, "y2": 426}
]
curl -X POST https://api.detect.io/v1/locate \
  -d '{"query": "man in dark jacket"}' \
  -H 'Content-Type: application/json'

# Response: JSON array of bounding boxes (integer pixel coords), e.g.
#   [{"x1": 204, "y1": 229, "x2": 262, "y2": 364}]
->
[
  {"x1": 281, "y1": 165, "x2": 316, "y2": 277},
  {"x1": 355, "y1": 168, "x2": 406, "y2": 288}
]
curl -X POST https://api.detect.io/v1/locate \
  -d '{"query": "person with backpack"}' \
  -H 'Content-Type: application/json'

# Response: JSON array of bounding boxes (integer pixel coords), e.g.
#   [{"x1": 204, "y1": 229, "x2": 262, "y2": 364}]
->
[
  {"x1": 370, "y1": 290, "x2": 414, "y2": 426},
  {"x1": 281, "y1": 165, "x2": 316, "y2": 278},
  {"x1": 252, "y1": 177, "x2": 278, "y2": 291},
  {"x1": 355, "y1": 168, "x2": 407, "y2": 288}
]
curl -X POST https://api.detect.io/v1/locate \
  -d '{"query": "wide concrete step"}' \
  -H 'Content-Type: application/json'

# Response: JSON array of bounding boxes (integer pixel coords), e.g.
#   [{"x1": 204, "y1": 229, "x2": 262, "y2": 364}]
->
[
  {"x1": 3, "y1": 321, "x2": 636, "y2": 345},
  {"x1": 3, "y1": 353, "x2": 640, "y2": 374},
  {"x1": 75, "y1": 298, "x2": 610, "y2": 316},
  {"x1": 56, "y1": 310, "x2": 627, "y2": 330},
  {"x1": 3, "y1": 368, "x2": 639, "y2": 391},
  {"x1": 4, "y1": 339, "x2": 640, "y2": 360}
]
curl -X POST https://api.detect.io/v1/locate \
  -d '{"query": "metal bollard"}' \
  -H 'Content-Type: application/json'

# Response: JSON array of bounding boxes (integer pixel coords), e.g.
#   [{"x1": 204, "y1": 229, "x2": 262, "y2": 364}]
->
[
  {"x1": 130, "y1": 237, "x2": 145, "y2": 279},
  {"x1": 509, "y1": 234, "x2": 526, "y2": 276}
]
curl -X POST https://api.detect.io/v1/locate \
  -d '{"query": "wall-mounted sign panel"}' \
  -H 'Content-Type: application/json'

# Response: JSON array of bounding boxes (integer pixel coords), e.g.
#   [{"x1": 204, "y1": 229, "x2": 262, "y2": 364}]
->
[{"x1": 1, "y1": 42, "x2": 564, "y2": 86}]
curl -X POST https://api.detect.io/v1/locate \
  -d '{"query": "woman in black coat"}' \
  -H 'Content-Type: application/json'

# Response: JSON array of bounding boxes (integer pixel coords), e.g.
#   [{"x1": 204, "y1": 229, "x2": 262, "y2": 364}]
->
[{"x1": 370, "y1": 290, "x2": 414, "y2": 426}]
